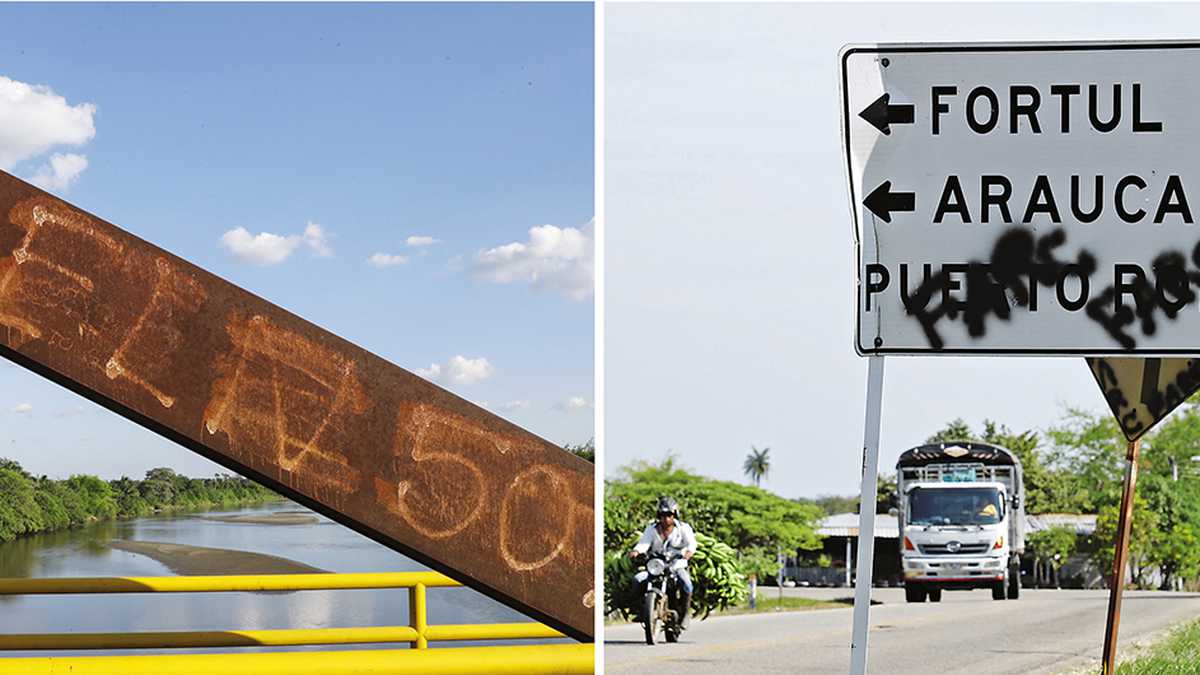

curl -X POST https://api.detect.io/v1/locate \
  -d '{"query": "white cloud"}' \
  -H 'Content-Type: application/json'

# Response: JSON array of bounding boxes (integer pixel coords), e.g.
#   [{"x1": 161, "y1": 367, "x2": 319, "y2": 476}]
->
[
  {"x1": 406, "y1": 235, "x2": 440, "y2": 247},
  {"x1": 367, "y1": 253, "x2": 408, "y2": 268},
  {"x1": 560, "y1": 396, "x2": 591, "y2": 412},
  {"x1": 11, "y1": 403, "x2": 32, "y2": 414},
  {"x1": 30, "y1": 153, "x2": 88, "y2": 192},
  {"x1": 415, "y1": 355, "x2": 494, "y2": 386},
  {"x1": 415, "y1": 363, "x2": 442, "y2": 380},
  {"x1": 53, "y1": 406, "x2": 86, "y2": 419},
  {"x1": 304, "y1": 222, "x2": 333, "y2": 257},
  {"x1": 471, "y1": 220, "x2": 594, "y2": 301},
  {"x1": 500, "y1": 400, "x2": 530, "y2": 411},
  {"x1": 220, "y1": 228, "x2": 301, "y2": 266},
  {"x1": 220, "y1": 222, "x2": 334, "y2": 266},
  {"x1": 0, "y1": 76, "x2": 95, "y2": 171}
]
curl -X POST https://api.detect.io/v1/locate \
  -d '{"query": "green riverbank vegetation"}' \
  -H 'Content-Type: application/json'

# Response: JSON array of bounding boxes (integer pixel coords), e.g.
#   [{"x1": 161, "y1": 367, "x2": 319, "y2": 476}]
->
[{"x1": 0, "y1": 460, "x2": 279, "y2": 543}]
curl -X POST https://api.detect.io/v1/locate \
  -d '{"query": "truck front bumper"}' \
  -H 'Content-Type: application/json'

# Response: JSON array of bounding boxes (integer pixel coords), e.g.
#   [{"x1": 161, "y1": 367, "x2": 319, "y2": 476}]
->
[{"x1": 902, "y1": 556, "x2": 1006, "y2": 587}]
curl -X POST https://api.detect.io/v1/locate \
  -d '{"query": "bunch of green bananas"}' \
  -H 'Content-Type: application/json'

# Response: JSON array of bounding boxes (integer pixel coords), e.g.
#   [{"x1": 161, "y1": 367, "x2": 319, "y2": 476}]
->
[
  {"x1": 603, "y1": 551, "x2": 642, "y2": 621},
  {"x1": 602, "y1": 532, "x2": 748, "y2": 621},
  {"x1": 690, "y1": 532, "x2": 748, "y2": 619}
]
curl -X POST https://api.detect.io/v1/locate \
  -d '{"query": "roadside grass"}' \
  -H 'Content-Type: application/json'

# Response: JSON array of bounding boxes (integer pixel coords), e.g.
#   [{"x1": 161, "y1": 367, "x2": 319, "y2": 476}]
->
[
  {"x1": 605, "y1": 592, "x2": 853, "y2": 624},
  {"x1": 1113, "y1": 618, "x2": 1200, "y2": 674},
  {"x1": 715, "y1": 592, "x2": 852, "y2": 616}
]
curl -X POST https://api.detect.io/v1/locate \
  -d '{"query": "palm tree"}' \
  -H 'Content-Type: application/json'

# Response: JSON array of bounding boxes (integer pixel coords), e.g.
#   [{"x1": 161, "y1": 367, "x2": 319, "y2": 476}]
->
[{"x1": 743, "y1": 446, "x2": 771, "y2": 487}]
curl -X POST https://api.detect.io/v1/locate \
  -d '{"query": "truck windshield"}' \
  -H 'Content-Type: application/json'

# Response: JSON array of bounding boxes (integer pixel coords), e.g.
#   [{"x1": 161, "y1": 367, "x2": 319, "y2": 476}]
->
[{"x1": 909, "y1": 487, "x2": 1003, "y2": 526}]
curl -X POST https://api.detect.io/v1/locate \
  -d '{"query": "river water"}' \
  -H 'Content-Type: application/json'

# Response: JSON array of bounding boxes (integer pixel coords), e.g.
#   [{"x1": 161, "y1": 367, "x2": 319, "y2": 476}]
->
[{"x1": 0, "y1": 500, "x2": 566, "y2": 656}]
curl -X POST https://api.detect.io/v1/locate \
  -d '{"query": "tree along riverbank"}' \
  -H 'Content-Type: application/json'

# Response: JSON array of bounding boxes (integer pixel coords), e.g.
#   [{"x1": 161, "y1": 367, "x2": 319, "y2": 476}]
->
[{"x1": 0, "y1": 459, "x2": 280, "y2": 543}]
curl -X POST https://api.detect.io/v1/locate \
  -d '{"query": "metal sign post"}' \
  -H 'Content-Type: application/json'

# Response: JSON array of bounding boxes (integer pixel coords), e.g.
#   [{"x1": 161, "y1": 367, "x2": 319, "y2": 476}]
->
[
  {"x1": 1102, "y1": 438, "x2": 1141, "y2": 674},
  {"x1": 850, "y1": 356, "x2": 884, "y2": 675},
  {"x1": 777, "y1": 546, "x2": 785, "y2": 607}
]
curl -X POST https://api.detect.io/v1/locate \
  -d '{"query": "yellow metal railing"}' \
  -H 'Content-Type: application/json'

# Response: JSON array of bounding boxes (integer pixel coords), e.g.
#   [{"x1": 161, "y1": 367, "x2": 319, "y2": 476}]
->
[{"x1": 0, "y1": 572, "x2": 593, "y2": 674}]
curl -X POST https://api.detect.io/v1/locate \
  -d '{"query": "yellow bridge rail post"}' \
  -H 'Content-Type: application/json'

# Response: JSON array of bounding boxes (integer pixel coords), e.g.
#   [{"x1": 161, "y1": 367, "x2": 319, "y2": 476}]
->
[{"x1": 410, "y1": 581, "x2": 428, "y2": 649}]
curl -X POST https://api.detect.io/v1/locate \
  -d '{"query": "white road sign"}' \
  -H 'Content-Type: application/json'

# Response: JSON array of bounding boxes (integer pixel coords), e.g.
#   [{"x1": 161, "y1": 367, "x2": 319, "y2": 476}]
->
[{"x1": 843, "y1": 42, "x2": 1200, "y2": 355}]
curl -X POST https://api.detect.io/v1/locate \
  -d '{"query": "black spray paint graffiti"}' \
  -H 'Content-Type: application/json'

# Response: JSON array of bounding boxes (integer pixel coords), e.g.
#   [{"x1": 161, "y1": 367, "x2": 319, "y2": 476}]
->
[{"x1": 864, "y1": 227, "x2": 1200, "y2": 350}]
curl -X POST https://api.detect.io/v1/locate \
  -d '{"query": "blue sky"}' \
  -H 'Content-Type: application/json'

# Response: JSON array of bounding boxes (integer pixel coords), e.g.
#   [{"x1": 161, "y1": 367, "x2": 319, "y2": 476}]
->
[{"x1": 0, "y1": 3, "x2": 594, "y2": 479}]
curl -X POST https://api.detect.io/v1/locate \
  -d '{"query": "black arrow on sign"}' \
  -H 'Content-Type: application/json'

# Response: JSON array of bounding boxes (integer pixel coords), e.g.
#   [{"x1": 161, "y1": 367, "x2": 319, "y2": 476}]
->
[
  {"x1": 858, "y1": 93, "x2": 914, "y2": 136},
  {"x1": 863, "y1": 181, "x2": 914, "y2": 223}
]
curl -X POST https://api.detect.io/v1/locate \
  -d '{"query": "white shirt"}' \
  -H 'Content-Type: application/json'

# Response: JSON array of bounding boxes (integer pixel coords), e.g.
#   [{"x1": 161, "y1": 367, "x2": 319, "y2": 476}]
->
[{"x1": 633, "y1": 519, "x2": 698, "y2": 558}]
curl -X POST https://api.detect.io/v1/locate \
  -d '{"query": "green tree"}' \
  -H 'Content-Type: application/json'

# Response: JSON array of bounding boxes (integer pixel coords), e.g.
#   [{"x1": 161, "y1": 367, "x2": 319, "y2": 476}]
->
[
  {"x1": 926, "y1": 418, "x2": 973, "y2": 443},
  {"x1": 64, "y1": 475, "x2": 117, "y2": 521},
  {"x1": 110, "y1": 477, "x2": 148, "y2": 517},
  {"x1": 743, "y1": 445, "x2": 771, "y2": 487},
  {"x1": 32, "y1": 481, "x2": 69, "y2": 532},
  {"x1": 1042, "y1": 407, "x2": 1125, "y2": 514},
  {"x1": 606, "y1": 455, "x2": 821, "y2": 556},
  {"x1": 1026, "y1": 526, "x2": 1077, "y2": 588},
  {"x1": 140, "y1": 467, "x2": 177, "y2": 507},
  {"x1": 1096, "y1": 492, "x2": 1159, "y2": 589},
  {"x1": 564, "y1": 439, "x2": 595, "y2": 463},
  {"x1": 737, "y1": 546, "x2": 783, "y2": 582},
  {"x1": 925, "y1": 417, "x2": 1080, "y2": 514},
  {"x1": 875, "y1": 472, "x2": 898, "y2": 514},
  {"x1": 1137, "y1": 471, "x2": 1200, "y2": 590},
  {"x1": 797, "y1": 494, "x2": 857, "y2": 516},
  {"x1": 0, "y1": 458, "x2": 32, "y2": 479},
  {"x1": 0, "y1": 468, "x2": 43, "y2": 541}
]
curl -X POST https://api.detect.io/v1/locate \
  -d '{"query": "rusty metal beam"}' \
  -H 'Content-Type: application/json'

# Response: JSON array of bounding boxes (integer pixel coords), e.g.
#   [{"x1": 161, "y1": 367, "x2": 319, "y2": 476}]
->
[{"x1": 0, "y1": 171, "x2": 594, "y2": 641}]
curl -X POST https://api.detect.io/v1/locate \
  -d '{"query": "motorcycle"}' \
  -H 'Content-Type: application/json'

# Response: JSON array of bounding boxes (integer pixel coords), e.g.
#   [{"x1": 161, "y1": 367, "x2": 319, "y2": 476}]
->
[{"x1": 638, "y1": 551, "x2": 688, "y2": 645}]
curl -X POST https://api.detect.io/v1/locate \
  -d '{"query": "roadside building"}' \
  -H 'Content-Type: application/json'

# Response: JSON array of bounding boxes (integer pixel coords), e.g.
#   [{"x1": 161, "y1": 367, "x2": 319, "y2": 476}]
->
[
  {"x1": 1026, "y1": 513, "x2": 1101, "y2": 589},
  {"x1": 787, "y1": 512, "x2": 901, "y2": 587}
]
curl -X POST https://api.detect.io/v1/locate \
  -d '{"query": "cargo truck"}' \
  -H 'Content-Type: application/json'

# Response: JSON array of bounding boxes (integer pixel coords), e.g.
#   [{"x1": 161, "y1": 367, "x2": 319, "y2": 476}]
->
[{"x1": 897, "y1": 442, "x2": 1025, "y2": 602}]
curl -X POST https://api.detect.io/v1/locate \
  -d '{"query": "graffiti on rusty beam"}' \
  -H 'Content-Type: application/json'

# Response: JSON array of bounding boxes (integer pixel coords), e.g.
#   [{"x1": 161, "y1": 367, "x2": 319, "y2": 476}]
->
[{"x1": 0, "y1": 172, "x2": 594, "y2": 641}]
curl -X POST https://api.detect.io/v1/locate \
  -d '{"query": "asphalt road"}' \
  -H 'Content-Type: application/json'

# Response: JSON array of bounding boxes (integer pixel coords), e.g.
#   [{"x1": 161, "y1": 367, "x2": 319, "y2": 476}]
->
[{"x1": 604, "y1": 588, "x2": 1200, "y2": 674}]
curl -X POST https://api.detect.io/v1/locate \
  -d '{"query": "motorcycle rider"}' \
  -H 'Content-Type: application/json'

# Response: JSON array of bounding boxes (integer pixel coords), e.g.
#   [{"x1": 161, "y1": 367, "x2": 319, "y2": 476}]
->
[{"x1": 629, "y1": 496, "x2": 698, "y2": 628}]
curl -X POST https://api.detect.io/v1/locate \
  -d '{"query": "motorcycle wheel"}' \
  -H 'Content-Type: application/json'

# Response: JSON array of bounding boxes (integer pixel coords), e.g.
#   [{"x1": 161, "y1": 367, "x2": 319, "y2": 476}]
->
[
  {"x1": 643, "y1": 592, "x2": 658, "y2": 645},
  {"x1": 665, "y1": 626, "x2": 679, "y2": 643}
]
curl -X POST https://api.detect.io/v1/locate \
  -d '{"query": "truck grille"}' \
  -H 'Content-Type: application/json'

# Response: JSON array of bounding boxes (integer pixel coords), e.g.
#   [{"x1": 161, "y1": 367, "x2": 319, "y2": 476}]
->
[{"x1": 919, "y1": 543, "x2": 990, "y2": 555}]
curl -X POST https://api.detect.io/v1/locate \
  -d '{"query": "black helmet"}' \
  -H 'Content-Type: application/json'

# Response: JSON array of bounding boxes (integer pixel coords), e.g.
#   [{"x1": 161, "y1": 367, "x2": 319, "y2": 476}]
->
[{"x1": 656, "y1": 496, "x2": 679, "y2": 517}]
